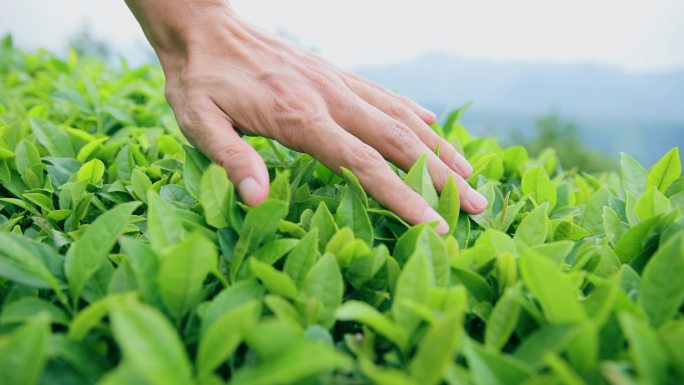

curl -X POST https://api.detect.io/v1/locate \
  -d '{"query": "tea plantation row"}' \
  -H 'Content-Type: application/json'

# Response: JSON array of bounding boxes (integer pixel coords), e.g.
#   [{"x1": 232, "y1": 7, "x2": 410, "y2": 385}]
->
[{"x1": 0, "y1": 37, "x2": 683, "y2": 385}]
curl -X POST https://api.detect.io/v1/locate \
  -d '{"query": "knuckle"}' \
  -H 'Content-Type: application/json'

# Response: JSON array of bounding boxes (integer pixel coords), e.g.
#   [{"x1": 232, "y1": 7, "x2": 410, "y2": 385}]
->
[
  {"x1": 279, "y1": 112, "x2": 328, "y2": 150},
  {"x1": 272, "y1": 89, "x2": 307, "y2": 117},
  {"x1": 348, "y1": 145, "x2": 385, "y2": 171},
  {"x1": 387, "y1": 98, "x2": 410, "y2": 119},
  {"x1": 397, "y1": 94, "x2": 415, "y2": 107},
  {"x1": 174, "y1": 103, "x2": 208, "y2": 134},
  {"x1": 308, "y1": 70, "x2": 337, "y2": 94},
  {"x1": 433, "y1": 163, "x2": 451, "y2": 187},
  {"x1": 213, "y1": 142, "x2": 244, "y2": 170},
  {"x1": 262, "y1": 72, "x2": 312, "y2": 117},
  {"x1": 273, "y1": 111, "x2": 321, "y2": 149},
  {"x1": 336, "y1": 94, "x2": 362, "y2": 116},
  {"x1": 383, "y1": 122, "x2": 416, "y2": 149}
]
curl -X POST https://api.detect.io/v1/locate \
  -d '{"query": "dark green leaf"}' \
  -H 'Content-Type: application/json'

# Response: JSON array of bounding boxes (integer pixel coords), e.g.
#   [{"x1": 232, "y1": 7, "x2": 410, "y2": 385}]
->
[
  {"x1": 638, "y1": 234, "x2": 684, "y2": 326},
  {"x1": 65, "y1": 202, "x2": 139, "y2": 302},
  {"x1": 336, "y1": 168, "x2": 373, "y2": 245},
  {"x1": 0, "y1": 313, "x2": 50, "y2": 385},
  {"x1": 108, "y1": 297, "x2": 193, "y2": 385},
  {"x1": 157, "y1": 232, "x2": 217, "y2": 320}
]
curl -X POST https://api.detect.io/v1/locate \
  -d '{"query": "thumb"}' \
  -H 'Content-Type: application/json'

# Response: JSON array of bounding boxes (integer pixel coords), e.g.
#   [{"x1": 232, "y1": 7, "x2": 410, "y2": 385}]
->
[
  {"x1": 213, "y1": 133, "x2": 270, "y2": 207},
  {"x1": 183, "y1": 111, "x2": 270, "y2": 206}
]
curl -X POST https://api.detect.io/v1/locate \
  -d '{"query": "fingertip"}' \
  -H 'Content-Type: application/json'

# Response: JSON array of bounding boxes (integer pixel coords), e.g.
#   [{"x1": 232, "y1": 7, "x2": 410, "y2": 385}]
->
[
  {"x1": 419, "y1": 107, "x2": 437, "y2": 124},
  {"x1": 468, "y1": 189, "x2": 488, "y2": 214},
  {"x1": 237, "y1": 176, "x2": 269, "y2": 206},
  {"x1": 454, "y1": 151, "x2": 473, "y2": 178},
  {"x1": 422, "y1": 206, "x2": 450, "y2": 235}
]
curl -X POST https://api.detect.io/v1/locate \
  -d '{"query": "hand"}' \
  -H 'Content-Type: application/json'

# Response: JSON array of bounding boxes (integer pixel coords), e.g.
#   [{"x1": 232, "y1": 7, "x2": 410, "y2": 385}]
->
[{"x1": 125, "y1": 0, "x2": 487, "y2": 233}]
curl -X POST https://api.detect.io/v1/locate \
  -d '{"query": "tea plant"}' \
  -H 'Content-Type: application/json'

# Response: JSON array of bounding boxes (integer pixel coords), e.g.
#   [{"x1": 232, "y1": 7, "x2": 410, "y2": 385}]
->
[{"x1": 1, "y1": 35, "x2": 683, "y2": 385}]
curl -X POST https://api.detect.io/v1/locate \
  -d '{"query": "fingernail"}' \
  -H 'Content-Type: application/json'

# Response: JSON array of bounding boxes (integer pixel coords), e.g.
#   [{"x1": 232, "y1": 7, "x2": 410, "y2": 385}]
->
[
  {"x1": 422, "y1": 207, "x2": 449, "y2": 234},
  {"x1": 469, "y1": 189, "x2": 488, "y2": 211},
  {"x1": 455, "y1": 152, "x2": 473, "y2": 176},
  {"x1": 238, "y1": 177, "x2": 262, "y2": 206},
  {"x1": 419, "y1": 107, "x2": 437, "y2": 122}
]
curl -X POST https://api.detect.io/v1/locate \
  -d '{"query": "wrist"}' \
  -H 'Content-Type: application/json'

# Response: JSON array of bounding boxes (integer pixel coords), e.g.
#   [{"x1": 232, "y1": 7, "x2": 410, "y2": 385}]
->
[{"x1": 126, "y1": 0, "x2": 238, "y2": 65}]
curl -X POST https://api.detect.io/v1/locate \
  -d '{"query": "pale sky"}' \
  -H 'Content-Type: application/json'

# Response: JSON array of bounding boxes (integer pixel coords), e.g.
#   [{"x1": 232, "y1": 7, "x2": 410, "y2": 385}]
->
[{"x1": 1, "y1": 0, "x2": 683, "y2": 72}]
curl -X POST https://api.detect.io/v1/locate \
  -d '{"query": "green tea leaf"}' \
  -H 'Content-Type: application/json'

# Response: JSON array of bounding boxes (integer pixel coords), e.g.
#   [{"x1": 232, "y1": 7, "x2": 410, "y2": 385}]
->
[
  {"x1": 119, "y1": 238, "x2": 162, "y2": 307},
  {"x1": 659, "y1": 320, "x2": 684, "y2": 378},
  {"x1": 108, "y1": 297, "x2": 193, "y2": 385},
  {"x1": 614, "y1": 215, "x2": 661, "y2": 263},
  {"x1": 336, "y1": 300, "x2": 408, "y2": 349},
  {"x1": 580, "y1": 187, "x2": 611, "y2": 234},
  {"x1": 157, "y1": 232, "x2": 217, "y2": 320},
  {"x1": 465, "y1": 340, "x2": 533, "y2": 385},
  {"x1": 410, "y1": 296, "x2": 465, "y2": 385},
  {"x1": 29, "y1": 118, "x2": 74, "y2": 157},
  {"x1": 638, "y1": 234, "x2": 684, "y2": 327},
  {"x1": 68, "y1": 296, "x2": 113, "y2": 341},
  {"x1": 521, "y1": 166, "x2": 556, "y2": 208},
  {"x1": 502, "y1": 146, "x2": 528, "y2": 177},
  {"x1": 76, "y1": 158, "x2": 105, "y2": 184},
  {"x1": 65, "y1": 202, "x2": 139, "y2": 301},
  {"x1": 250, "y1": 258, "x2": 299, "y2": 300},
  {"x1": 284, "y1": 228, "x2": 320, "y2": 287},
  {"x1": 485, "y1": 286, "x2": 521, "y2": 350},
  {"x1": 619, "y1": 312, "x2": 669, "y2": 385},
  {"x1": 146, "y1": 190, "x2": 183, "y2": 251},
  {"x1": 229, "y1": 341, "x2": 351, "y2": 385},
  {"x1": 336, "y1": 168, "x2": 373, "y2": 245},
  {"x1": 200, "y1": 163, "x2": 237, "y2": 229},
  {"x1": 14, "y1": 139, "x2": 44, "y2": 188},
  {"x1": 620, "y1": 152, "x2": 647, "y2": 197},
  {"x1": 0, "y1": 313, "x2": 50, "y2": 385},
  {"x1": 231, "y1": 199, "x2": 288, "y2": 280},
  {"x1": 0, "y1": 233, "x2": 64, "y2": 293},
  {"x1": 635, "y1": 186, "x2": 671, "y2": 220},
  {"x1": 310, "y1": 202, "x2": 338, "y2": 252},
  {"x1": 201, "y1": 280, "x2": 265, "y2": 334},
  {"x1": 244, "y1": 318, "x2": 301, "y2": 359},
  {"x1": 646, "y1": 147, "x2": 680, "y2": 193},
  {"x1": 269, "y1": 169, "x2": 291, "y2": 202},
  {"x1": 603, "y1": 206, "x2": 625, "y2": 242},
  {"x1": 265, "y1": 294, "x2": 303, "y2": 328},
  {"x1": 131, "y1": 168, "x2": 152, "y2": 203},
  {"x1": 452, "y1": 268, "x2": 493, "y2": 302},
  {"x1": 404, "y1": 154, "x2": 439, "y2": 208},
  {"x1": 514, "y1": 202, "x2": 549, "y2": 247},
  {"x1": 0, "y1": 297, "x2": 69, "y2": 326},
  {"x1": 519, "y1": 250, "x2": 586, "y2": 323},
  {"x1": 513, "y1": 324, "x2": 579, "y2": 369},
  {"x1": 300, "y1": 253, "x2": 343, "y2": 328},
  {"x1": 438, "y1": 174, "x2": 460, "y2": 236},
  {"x1": 251, "y1": 238, "x2": 299, "y2": 265},
  {"x1": 197, "y1": 300, "x2": 260, "y2": 380},
  {"x1": 182, "y1": 145, "x2": 210, "y2": 199},
  {"x1": 393, "y1": 250, "x2": 432, "y2": 333}
]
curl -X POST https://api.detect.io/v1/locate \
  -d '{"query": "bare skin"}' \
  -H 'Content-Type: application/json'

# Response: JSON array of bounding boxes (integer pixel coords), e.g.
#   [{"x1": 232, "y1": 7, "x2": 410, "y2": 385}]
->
[{"x1": 124, "y1": 0, "x2": 487, "y2": 234}]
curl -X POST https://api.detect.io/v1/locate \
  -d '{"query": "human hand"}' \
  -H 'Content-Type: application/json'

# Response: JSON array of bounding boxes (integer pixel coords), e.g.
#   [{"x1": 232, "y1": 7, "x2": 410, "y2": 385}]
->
[{"x1": 125, "y1": 0, "x2": 487, "y2": 233}]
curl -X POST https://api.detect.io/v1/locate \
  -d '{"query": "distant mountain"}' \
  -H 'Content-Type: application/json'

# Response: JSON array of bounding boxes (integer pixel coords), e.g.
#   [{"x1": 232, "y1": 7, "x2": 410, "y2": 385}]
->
[
  {"x1": 356, "y1": 52, "x2": 684, "y2": 121},
  {"x1": 355, "y1": 53, "x2": 684, "y2": 165}
]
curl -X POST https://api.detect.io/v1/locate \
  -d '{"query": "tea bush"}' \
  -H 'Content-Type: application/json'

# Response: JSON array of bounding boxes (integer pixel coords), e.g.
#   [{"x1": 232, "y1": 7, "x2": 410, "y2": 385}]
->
[{"x1": 1, "y1": 36, "x2": 683, "y2": 385}]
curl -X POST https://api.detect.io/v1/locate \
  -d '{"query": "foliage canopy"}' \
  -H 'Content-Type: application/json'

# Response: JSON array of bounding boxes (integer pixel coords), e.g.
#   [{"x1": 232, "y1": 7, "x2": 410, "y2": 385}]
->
[{"x1": 1, "y1": 37, "x2": 683, "y2": 385}]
